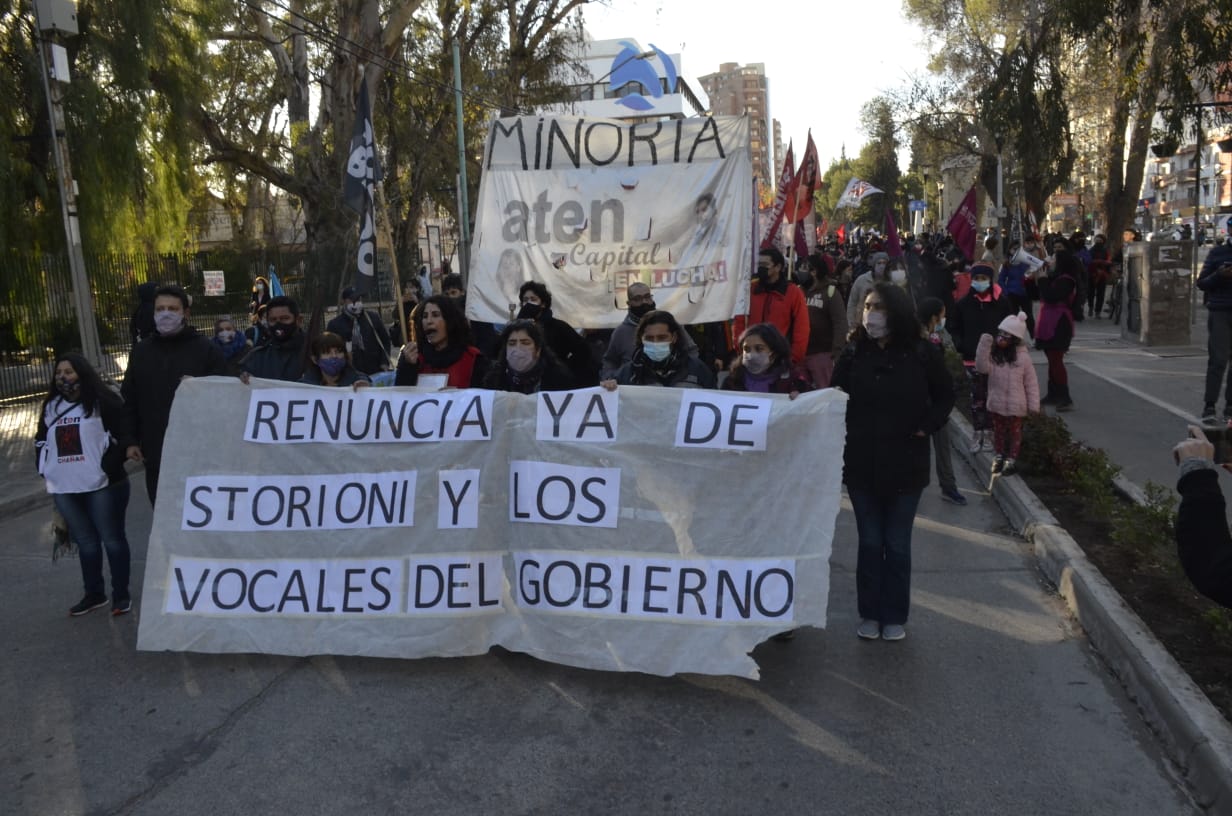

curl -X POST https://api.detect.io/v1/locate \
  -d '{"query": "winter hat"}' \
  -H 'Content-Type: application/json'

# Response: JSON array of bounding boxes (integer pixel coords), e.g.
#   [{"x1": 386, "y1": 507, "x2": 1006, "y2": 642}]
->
[
  {"x1": 870, "y1": 251, "x2": 889, "y2": 266},
  {"x1": 997, "y1": 311, "x2": 1029, "y2": 341},
  {"x1": 969, "y1": 262, "x2": 995, "y2": 280}
]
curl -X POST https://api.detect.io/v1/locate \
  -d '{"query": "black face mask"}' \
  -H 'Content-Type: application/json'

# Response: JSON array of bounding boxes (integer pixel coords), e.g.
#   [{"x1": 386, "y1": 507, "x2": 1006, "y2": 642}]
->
[
  {"x1": 629, "y1": 301, "x2": 654, "y2": 319},
  {"x1": 795, "y1": 269, "x2": 814, "y2": 288},
  {"x1": 269, "y1": 323, "x2": 296, "y2": 343},
  {"x1": 516, "y1": 302, "x2": 543, "y2": 321},
  {"x1": 55, "y1": 378, "x2": 79, "y2": 399},
  {"x1": 756, "y1": 265, "x2": 770, "y2": 286}
]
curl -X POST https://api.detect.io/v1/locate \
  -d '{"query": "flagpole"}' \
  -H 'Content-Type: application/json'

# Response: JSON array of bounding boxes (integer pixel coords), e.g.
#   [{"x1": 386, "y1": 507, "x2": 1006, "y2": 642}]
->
[{"x1": 375, "y1": 181, "x2": 410, "y2": 357}]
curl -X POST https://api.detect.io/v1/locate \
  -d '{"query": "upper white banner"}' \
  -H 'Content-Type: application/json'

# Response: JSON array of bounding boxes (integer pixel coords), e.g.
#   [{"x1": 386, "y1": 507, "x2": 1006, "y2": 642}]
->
[
  {"x1": 467, "y1": 115, "x2": 753, "y2": 328},
  {"x1": 137, "y1": 377, "x2": 846, "y2": 679}
]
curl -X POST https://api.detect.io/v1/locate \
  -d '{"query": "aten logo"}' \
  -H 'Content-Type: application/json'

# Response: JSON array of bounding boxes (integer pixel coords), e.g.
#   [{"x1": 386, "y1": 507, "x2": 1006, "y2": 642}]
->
[{"x1": 610, "y1": 41, "x2": 677, "y2": 112}]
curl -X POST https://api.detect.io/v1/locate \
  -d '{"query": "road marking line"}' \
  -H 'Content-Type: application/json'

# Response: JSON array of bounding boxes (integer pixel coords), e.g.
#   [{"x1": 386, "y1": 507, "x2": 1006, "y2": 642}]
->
[{"x1": 1067, "y1": 358, "x2": 1202, "y2": 425}]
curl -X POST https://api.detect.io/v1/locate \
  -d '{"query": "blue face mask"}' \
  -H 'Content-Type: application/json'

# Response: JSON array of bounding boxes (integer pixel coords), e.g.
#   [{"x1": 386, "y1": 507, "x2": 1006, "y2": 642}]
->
[
  {"x1": 971, "y1": 279, "x2": 991, "y2": 293},
  {"x1": 643, "y1": 341, "x2": 672, "y2": 362},
  {"x1": 318, "y1": 357, "x2": 347, "y2": 378}
]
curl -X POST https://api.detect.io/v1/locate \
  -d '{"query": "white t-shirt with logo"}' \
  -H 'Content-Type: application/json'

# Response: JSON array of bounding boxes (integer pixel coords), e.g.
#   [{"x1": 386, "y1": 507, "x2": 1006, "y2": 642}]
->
[{"x1": 38, "y1": 398, "x2": 112, "y2": 494}]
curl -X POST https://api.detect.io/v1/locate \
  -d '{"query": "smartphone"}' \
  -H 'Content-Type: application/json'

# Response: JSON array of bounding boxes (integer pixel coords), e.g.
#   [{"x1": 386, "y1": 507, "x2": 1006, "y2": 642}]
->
[{"x1": 1201, "y1": 426, "x2": 1230, "y2": 464}]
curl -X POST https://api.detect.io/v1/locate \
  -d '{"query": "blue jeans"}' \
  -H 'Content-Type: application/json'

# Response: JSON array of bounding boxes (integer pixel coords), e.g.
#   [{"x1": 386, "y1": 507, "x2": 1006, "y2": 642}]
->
[
  {"x1": 848, "y1": 487, "x2": 922, "y2": 626},
  {"x1": 1205, "y1": 309, "x2": 1232, "y2": 408},
  {"x1": 53, "y1": 480, "x2": 132, "y2": 599}
]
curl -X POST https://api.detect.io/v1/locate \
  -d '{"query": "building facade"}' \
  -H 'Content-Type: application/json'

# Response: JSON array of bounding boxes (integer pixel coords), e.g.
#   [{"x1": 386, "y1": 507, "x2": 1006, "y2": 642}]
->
[{"x1": 699, "y1": 62, "x2": 773, "y2": 185}]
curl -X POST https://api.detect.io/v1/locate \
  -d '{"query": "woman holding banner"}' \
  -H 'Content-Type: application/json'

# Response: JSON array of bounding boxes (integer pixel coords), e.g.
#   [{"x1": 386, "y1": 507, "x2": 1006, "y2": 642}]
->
[
  {"x1": 481, "y1": 320, "x2": 575, "y2": 394},
  {"x1": 395, "y1": 295, "x2": 489, "y2": 388},
  {"x1": 832, "y1": 282, "x2": 954, "y2": 642}
]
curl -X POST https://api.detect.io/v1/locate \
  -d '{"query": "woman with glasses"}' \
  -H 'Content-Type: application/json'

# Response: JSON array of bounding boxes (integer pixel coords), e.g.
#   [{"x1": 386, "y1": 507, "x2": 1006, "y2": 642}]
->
[{"x1": 832, "y1": 282, "x2": 955, "y2": 642}]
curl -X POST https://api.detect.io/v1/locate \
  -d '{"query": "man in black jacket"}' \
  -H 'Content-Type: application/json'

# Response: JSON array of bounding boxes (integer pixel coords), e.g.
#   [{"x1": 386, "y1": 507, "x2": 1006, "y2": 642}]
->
[
  {"x1": 325, "y1": 286, "x2": 392, "y2": 375},
  {"x1": 241, "y1": 296, "x2": 309, "y2": 383},
  {"x1": 516, "y1": 281, "x2": 599, "y2": 387},
  {"x1": 1173, "y1": 426, "x2": 1232, "y2": 610},
  {"x1": 1196, "y1": 240, "x2": 1232, "y2": 423},
  {"x1": 121, "y1": 285, "x2": 227, "y2": 503}
]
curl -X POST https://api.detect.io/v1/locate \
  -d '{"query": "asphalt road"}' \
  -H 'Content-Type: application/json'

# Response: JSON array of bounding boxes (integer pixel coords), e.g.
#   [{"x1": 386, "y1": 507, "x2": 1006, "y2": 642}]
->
[{"x1": 1, "y1": 471, "x2": 1197, "y2": 815}]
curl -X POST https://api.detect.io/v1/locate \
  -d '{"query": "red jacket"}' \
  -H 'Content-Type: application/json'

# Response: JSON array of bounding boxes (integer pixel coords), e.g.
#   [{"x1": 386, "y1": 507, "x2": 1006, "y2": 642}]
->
[{"x1": 733, "y1": 281, "x2": 809, "y2": 364}]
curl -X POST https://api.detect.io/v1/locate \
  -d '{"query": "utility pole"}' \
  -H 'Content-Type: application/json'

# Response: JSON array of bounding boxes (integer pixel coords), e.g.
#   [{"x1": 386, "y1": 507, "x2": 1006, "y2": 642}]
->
[
  {"x1": 33, "y1": 0, "x2": 103, "y2": 368},
  {"x1": 452, "y1": 42, "x2": 471, "y2": 284}
]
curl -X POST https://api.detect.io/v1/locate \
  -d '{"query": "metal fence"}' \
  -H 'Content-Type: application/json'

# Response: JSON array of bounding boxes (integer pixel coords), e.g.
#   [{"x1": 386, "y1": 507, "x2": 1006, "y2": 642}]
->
[{"x1": 0, "y1": 246, "x2": 392, "y2": 399}]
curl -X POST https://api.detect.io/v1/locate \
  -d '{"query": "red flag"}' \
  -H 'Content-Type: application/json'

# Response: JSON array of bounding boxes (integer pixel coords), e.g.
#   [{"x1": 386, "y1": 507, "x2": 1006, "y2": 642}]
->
[
  {"x1": 885, "y1": 208, "x2": 902, "y2": 258},
  {"x1": 794, "y1": 221, "x2": 809, "y2": 265},
  {"x1": 836, "y1": 223, "x2": 847, "y2": 245},
  {"x1": 760, "y1": 142, "x2": 797, "y2": 249},
  {"x1": 946, "y1": 187, "x2": 980, "y2": 262},
  {"x1": 785, "y1": 132, "x2": 820, "y2": 224}
]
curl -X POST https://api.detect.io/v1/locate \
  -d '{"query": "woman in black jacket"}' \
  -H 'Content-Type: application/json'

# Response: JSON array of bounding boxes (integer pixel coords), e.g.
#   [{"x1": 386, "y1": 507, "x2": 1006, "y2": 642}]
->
[
  {"x1": 481, "y1": 320, "x2": 576, "y2": 394},
  {"x1": 36, "y1": 352, "x2": 136, "y2": 617},
  {"x1": 832, "y1": 282, "x2": 955, "y2": 642}
]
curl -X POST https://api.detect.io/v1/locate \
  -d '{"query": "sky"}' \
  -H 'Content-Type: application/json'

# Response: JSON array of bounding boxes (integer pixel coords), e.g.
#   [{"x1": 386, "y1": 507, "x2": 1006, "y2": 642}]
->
[{"x1": 581, "y1": 0, "x2": 936, "y2": 171}]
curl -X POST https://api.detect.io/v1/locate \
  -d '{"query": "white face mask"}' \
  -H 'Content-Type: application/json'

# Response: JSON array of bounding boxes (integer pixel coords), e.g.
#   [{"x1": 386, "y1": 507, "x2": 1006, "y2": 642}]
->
[
  {"x1": 890, "y1": 268, "x2": 907, "y2": 285},
  {"x1": 863, "y1": 310, "x2": 888, "y2": 339},
  {"x1": 506, "y1": 345, "x2": 536, "y2": 373},
  {"x1": 155, "y1": 310, "x2": 183, "y2": 336},
  {"x1": 936, "y1": 317, "x2": 946, "y2": 331},
  {"x1": 345, "y1": 302, "x2": 363, "y2": 316},
  {"x1": 743, "y1": 351, "x2": 772, "y2": 374},
  {"x1": 217, "y1": 329, "x2": 236, "y2": 343}
]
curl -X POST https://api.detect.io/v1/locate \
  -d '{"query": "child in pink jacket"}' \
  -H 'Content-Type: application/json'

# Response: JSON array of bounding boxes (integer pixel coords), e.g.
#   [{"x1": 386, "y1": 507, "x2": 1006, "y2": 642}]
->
[{"x1": 976, "y1": 312, "x2": 1040, "y2": 476}]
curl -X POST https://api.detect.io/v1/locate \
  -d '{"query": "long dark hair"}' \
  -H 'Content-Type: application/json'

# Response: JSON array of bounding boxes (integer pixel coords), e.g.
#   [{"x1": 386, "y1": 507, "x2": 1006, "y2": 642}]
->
[
  {"x1": 727, "y1": 323, "x2": 791, "y2": 389},
  {"x1": 990, "y1": 334, "x2": 1020, "y2": 365},
  {"x1": 850, "y1": 282, "x2": 921, "y2": 351},
  {"x1": 43, "y1": 352, "x2": 118, "y2": 418},
  {"x1": 413, "y1": 294, "x2": 474, "y2": 349}
]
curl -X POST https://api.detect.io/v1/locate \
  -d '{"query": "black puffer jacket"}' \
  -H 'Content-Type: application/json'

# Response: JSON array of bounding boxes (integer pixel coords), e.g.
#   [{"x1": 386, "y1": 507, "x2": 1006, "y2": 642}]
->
[
  {"x1": 832, "y1": 335, "x2": 954, "y2": 494},
  {"x1": 948, "y1": 288, "x2": 1015, "y2": 362},
  {"x1": 1175, "y1": 466, "x2": 1232, "y2": 609}
]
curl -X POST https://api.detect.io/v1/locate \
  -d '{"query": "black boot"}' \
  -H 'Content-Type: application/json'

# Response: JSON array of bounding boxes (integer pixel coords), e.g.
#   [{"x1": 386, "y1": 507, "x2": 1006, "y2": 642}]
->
[
  {"x1": 1040, "y1": 380, "x2": 1058, "y2": 405},
  {"x1": 1056, "y1": 382, "x2": 1074, "y2": 412}
]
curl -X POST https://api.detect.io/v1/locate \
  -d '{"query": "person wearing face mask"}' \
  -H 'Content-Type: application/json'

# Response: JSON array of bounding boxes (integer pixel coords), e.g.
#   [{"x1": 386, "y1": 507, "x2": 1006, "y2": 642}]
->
[
  {"x1": 250, "y1": 276, "x2": 271, "y2": 315},
  {"x1": 601, "y1": 282, "x2": 700, "y2": 379},
  {"x1": 976, "y1": 312, "x2": 1040, "y2": 476},
  {"x1": 481, "y1": 320, "x2": 575, "y2": 394},
  {"x1": 801, "y1": 253, "x2": 848, "y2": 389},
  {"x1": 212, "y1": 317, "x2": 251, "y2": 376},
  {"x1": 515, "y1": 281, "x2": 599, "y2": 387},
  {"x1": 722, "y1": 323, "x2": 812, "y2": 397},
  {"x1": 947, "y1": 263, "x2": 1015, "y2": 452},
  {"x1": 601, "y1": 310, "x2": 716, "y2": 390},
  {"x1": 240, "y1": 296, "x2": 311, "y2": 384},
  {"x1": 325, "y1": 286, "x2": 392, "y2": 376},
  {"x1": 121, "y1": 285, "x2": 227, "y2": 504},
  {"x1": 732, "y1": 247, "x2": 809, "y2": 367},
  {"x1": 37, "y1": 352, "x2": 137, "y2": 617},
  {"x1": 832, "y1": 282, "x2": 954, "y2": 642},
  {"x1": 846, "y1": 251, "x2": 891, "y2": 333},
  {"x1": 997, "y1": 239, "x2": 1037, "y2": 339},
  {"x1": 299, "y1": 332, "x2": 371, "y2": 388},
  {"x1": 917, "y1": 297, "x2": 966, "y2": 506}
]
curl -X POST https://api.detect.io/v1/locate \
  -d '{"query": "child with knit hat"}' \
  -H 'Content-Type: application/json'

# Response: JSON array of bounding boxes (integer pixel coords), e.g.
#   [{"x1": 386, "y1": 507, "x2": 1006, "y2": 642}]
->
[{"x1": 975, "y1": 311, "x2": 1040, "y2": 475}]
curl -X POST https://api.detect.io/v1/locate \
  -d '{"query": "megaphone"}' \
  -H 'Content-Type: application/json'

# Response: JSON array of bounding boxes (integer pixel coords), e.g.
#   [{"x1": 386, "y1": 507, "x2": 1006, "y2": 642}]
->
[{"x1": 1011, "y1": 247, "x2": 1044, "y2": 271}]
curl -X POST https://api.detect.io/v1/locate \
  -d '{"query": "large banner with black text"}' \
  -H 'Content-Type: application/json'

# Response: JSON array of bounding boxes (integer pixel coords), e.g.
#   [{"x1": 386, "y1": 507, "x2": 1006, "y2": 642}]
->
[
  {"x1": 137, "y1": 377, "x2": 845, "y2": 678},
  {"x1": 466, "y1": 115, "x2": 753, "y2": 328}
]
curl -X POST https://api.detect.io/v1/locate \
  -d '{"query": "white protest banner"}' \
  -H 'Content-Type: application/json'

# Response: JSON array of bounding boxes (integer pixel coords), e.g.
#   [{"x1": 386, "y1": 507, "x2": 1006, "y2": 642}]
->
[
  {"x1": 466, "y1": 115, "x2": 753, "y2": 328},
  {"x1": 138, "y1": 377, "x2": 847, "y2": 679}
]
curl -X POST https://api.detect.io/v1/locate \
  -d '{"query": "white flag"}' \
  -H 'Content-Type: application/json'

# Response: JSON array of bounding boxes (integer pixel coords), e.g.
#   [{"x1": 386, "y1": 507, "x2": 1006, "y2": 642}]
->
[{"x1": 836, "y1": 177, "x2": 884, "y2": 209}]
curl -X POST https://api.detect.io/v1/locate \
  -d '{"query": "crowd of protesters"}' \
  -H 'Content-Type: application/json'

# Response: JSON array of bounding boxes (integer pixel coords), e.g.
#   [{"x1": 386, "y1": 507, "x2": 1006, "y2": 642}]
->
[{"x1": 38, "y1": 224, "x2": 1119, "y2": 636}]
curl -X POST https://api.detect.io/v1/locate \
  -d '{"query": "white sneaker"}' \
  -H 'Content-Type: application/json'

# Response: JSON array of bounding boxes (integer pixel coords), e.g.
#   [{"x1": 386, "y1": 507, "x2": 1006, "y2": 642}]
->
[{"x1": 968, "y1": 431, "x2": 985, "y2": 454}]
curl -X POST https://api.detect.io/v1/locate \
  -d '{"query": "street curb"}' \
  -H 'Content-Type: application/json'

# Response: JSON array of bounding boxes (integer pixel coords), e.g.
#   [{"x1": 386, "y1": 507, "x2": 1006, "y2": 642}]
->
[
  {"x1": 950, "y1": 413, "x2": 1232, "y2": 812},
  {"x1": 0, "y1": 485, "x2": 53, "y2": 520}
]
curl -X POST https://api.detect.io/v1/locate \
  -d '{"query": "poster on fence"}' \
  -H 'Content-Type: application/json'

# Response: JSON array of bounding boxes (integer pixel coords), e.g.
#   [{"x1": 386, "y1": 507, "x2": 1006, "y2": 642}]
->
[
  {"x1": 137, "y1": 377, "x2": 846, "y2": 678},
  {"x1": 466, "y1": 114, "x2": 753, "y2": 328}
]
